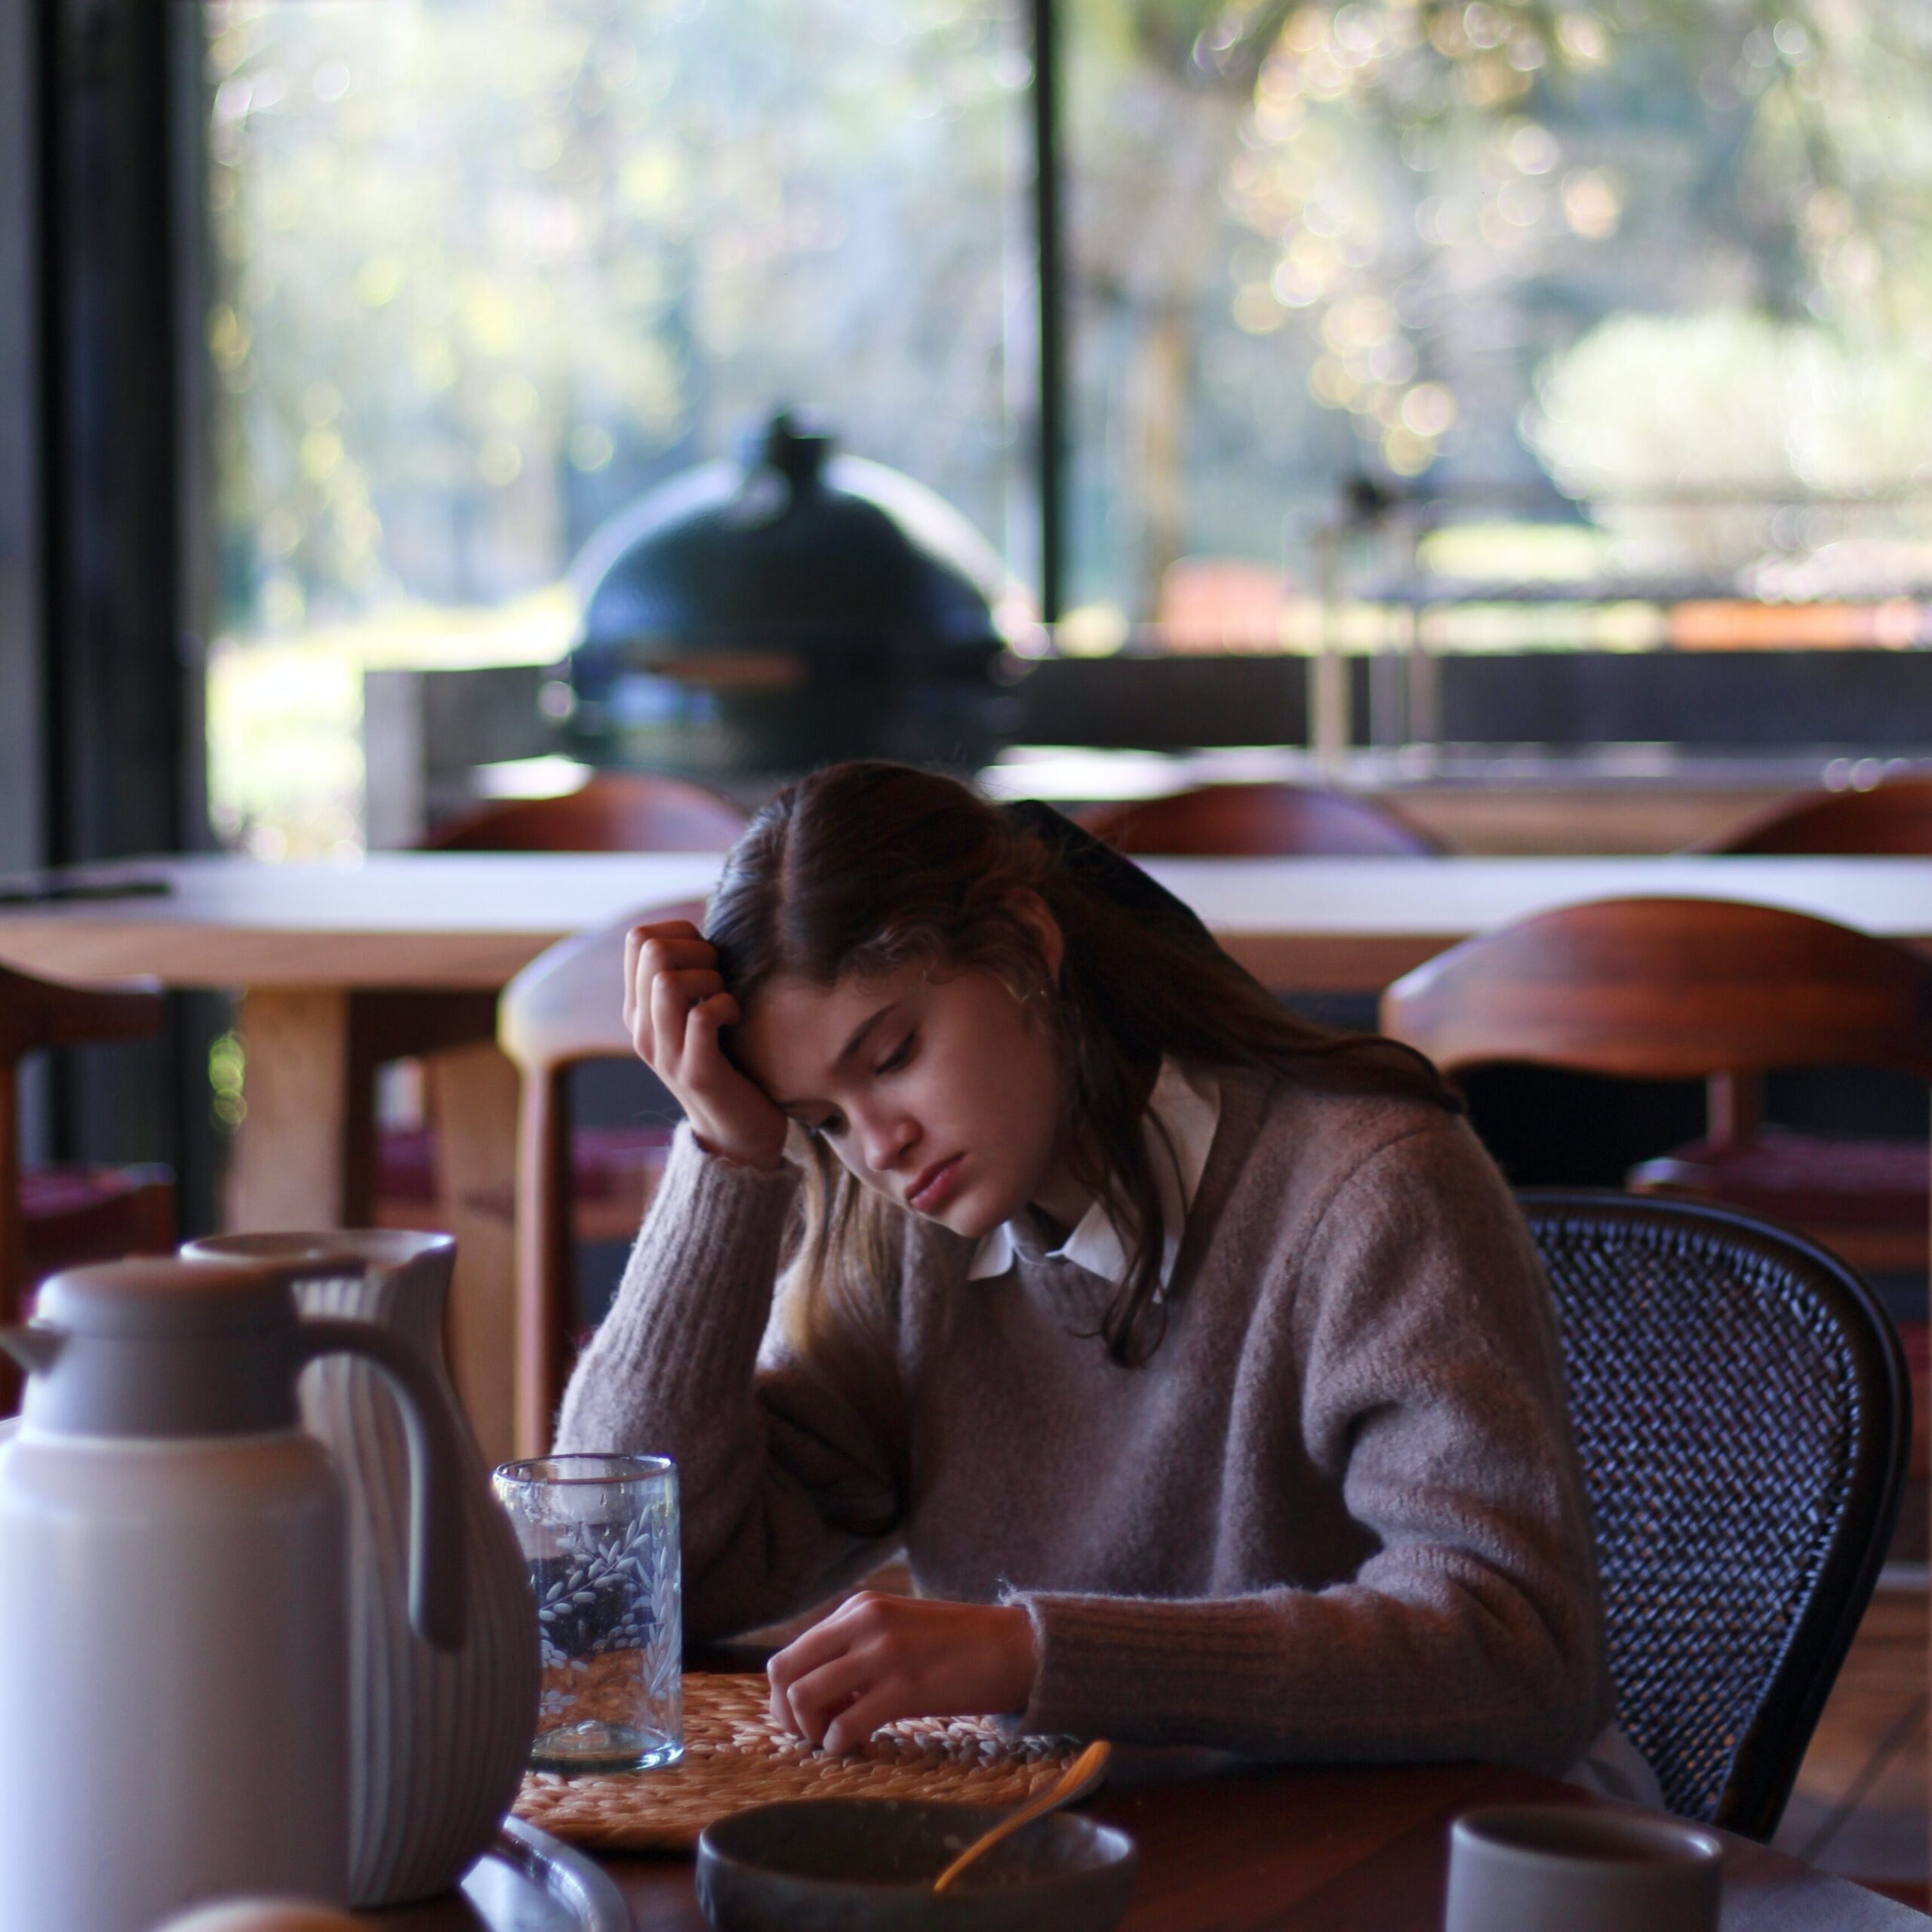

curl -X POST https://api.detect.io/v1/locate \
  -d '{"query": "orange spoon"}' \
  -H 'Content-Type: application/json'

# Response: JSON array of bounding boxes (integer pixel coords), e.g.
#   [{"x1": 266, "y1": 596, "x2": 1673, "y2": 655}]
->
[{"x1": 931, "y1": 1740, "x2": 1113, "y2": 1894}]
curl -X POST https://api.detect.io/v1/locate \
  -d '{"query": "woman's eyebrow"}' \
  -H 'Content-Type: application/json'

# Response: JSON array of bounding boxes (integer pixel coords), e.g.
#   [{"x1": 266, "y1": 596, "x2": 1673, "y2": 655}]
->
[
  {"x1": 771, "y1": 1001, "x2": 902, "y2": 1111},
  {"x1": 834, "y1": 1000, "x2": 901, "y2": 1070}
]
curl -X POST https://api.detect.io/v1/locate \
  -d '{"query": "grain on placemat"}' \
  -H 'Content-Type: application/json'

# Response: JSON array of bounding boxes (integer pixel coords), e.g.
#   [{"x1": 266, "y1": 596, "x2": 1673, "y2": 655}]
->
[{"x1": 515, "y1": 1673, "x2": 1091, "y2": 1852}]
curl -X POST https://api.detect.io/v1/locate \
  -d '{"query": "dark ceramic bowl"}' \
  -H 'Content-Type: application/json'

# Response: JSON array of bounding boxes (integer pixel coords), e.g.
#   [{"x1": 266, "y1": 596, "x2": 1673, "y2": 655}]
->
[{"x1": 695, "y1": 1798, "x2": 1138, "y2": 1932}]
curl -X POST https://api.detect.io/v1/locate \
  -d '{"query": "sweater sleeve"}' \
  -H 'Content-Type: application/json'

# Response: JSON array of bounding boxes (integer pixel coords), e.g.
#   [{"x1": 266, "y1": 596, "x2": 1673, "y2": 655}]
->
[
  {"x1": 1008, "y1": 1121, "x2": 1609, "y2": 1775},
  {"x1": 553, "y1": 1125, "x2": 906, "y2": 1639}
]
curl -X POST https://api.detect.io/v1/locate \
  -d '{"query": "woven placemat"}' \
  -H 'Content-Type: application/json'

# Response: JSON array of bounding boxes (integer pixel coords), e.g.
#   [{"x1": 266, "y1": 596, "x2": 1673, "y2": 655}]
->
[{"x1": 514, "y1": 1672, "x2": 1088, "y2": 1853}]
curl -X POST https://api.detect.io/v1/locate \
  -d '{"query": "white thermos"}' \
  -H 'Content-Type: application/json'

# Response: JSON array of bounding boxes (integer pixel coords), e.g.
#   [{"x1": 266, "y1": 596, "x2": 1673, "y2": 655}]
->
[{"x1": 0, "y1": 1257, "x2": 466, "y2": 1932}]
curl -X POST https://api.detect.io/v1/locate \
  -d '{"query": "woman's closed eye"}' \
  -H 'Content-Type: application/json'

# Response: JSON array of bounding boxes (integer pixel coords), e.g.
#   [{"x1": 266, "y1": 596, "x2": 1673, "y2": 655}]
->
[
  {"x1": 793, "y1": 1034, "x2": 916, "y2": 1138},
  {"x1": 875, "y1": 1031, "x2": 917, "y2": 1077}
]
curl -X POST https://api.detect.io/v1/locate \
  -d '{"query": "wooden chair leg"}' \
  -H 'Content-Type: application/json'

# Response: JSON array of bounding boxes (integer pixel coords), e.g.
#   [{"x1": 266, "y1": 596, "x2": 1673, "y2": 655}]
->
[
  {"x1": 515, "y1": 1066, "x2": 575, "y2": 1460},
  {"x1": 1707, "y1": 1069, "x2": 1764, "y2": 1143},
  {"x1": 426, "y1": 1040, "x2": 521, "y2": 1470},
  {"x1": 0, "y1": 1065, "x2": 21, "y2": 1417},
  {"x1": 131, "y1": 1178, "x2": 176, "y2": 1257}
]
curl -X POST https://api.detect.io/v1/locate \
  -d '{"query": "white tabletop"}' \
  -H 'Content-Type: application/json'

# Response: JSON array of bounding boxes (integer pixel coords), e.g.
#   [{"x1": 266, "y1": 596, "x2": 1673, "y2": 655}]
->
[{"x1": 2, "y1": 851, "x2": 1930, "y2": 991}]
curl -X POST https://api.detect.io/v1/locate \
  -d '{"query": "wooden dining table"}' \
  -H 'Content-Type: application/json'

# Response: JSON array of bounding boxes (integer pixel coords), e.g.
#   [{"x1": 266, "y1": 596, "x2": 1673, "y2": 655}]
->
[
  {"x1": 5, "y1": 848, "x2": 1932, "y2": 1466},
  {"x1": 380, "y1": 1752, "x2": 1927, "y2": 1928},
  {"x1": 10, "y1": 853, "x2": 1932, "y2": 1927}
]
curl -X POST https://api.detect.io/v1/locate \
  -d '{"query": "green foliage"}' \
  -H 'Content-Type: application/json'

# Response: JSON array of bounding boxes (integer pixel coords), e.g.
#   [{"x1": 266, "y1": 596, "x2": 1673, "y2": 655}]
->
[
  {"x1": 1189, "y1": 0, "x2": 1932, "y2": 485},
  {"x1": 205, "y1": 0, "x2": 1023, "y2": 640},
  {"x1": 204, "y1": 0, "x2": 1932, "y2": 641}
]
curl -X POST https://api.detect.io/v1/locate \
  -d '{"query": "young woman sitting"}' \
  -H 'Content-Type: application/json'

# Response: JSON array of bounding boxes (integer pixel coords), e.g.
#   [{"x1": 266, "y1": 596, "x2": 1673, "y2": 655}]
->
[{"x1": 557, "y1": 761, "x2": 1632, "y2": 1788}]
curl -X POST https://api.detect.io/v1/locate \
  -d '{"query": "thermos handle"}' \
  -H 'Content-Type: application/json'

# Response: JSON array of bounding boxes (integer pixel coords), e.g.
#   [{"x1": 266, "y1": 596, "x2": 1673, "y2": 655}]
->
[{"x1": 294, "y1": 1319, "x2": 469, "y2": 1651}]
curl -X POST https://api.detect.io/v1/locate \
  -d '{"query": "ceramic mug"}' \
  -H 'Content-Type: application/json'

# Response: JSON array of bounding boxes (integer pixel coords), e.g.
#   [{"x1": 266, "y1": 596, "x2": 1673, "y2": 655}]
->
[{"x1": 1444, "y1": 1803, "x2": 1723, "y2": 1932}]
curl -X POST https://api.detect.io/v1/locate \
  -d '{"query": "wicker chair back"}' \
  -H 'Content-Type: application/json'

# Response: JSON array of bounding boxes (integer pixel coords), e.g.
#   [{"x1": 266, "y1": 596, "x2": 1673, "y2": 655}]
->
[{"x1": 1524, "y1": 1190, "x2": 1908, "y2": 1841}]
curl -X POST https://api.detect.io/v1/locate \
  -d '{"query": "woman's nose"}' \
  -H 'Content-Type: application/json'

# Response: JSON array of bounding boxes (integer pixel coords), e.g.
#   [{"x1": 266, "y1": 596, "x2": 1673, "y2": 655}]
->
[{"x1": 858, "y1": 1109, "x2": 917, "y2": 1176}]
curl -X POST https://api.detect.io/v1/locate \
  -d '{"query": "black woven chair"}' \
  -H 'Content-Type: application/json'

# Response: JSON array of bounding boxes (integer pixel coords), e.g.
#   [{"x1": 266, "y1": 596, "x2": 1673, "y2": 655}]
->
[{"x1": 1523, "y1": 1191, "x2": 1909, "y2": 1841}]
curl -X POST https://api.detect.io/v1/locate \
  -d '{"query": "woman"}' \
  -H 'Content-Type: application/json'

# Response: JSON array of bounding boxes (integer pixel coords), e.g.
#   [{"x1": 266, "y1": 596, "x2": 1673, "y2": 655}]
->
[{"x1": 557, "y1": 761, "x2": 1619, "y2": 1779}]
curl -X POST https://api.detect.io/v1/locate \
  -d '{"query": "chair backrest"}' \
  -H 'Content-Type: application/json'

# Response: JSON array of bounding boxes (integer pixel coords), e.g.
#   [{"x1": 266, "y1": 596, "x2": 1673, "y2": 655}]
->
[
  {"x1": 1522, "y1": 1190, "x2": 1906, "y2": 1838},
  {"x1": 1380, "y1": 897, "x2": 1932, "y2": 1082},
  {"x1": 0, "y1": 959, "x2": 165, "y2": 1069},
  {"x1": 499, "y1": 907, "x2": 684, "y2": 1076},
  {"x1": 423, "y1": 773, "x2": 747, "y2": 853},
  {"x1": 0, "y1": 961, "x2": 165, "y2": 1409},
  {"x1": 1705, "y1": 775, "x2": 1932, "y2": 855},
  {"x1": 1079, "y1": 783, "x2": 1445, "y2": 857},
  {"x1": 498, "y1": 900, "x2": 707, "y2": 1455}
]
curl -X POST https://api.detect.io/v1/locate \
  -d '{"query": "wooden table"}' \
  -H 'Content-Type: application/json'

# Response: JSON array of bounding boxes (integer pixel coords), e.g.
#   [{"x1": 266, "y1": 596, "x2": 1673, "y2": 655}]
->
[
  {"x1": 6, "y1": 849, "x2": 1932, "y2": 1463},
  {"x1": 0, "y1": 854, "x2": 718, "y2": 1466},
  {"x1": 7, "y1": 851, "x2": 1932, "y2": 995},
  {"x1": 378, "y1": 1756, "x2": 1927, "y2": 1928}
]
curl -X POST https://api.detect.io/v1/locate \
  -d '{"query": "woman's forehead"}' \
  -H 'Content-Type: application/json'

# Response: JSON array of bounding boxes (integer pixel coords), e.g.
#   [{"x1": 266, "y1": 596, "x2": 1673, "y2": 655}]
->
[
  {"x1": 737, "y1": 963, "x2": 925, "y2": 1086},
  {"x1": 761, "y1": 960, "x2": 924, "y2": 1018}
]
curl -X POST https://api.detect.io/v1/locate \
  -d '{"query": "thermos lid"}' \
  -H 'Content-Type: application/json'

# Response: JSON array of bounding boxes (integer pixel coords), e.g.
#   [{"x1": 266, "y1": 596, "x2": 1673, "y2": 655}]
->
[
  {"x1": 5, "y1": 1254, "x2": 472, "y2": 1645},
  {"x1": 35, "y1": 1256, "x2": 293, "y2": 1340},
  {"x1": 6, "y1": 1257, "x2": 306, "y2": 1438}
]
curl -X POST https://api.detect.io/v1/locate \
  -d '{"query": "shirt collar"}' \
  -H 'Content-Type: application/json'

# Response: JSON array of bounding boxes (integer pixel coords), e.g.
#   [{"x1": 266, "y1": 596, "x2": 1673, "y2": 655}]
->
[{"x1": 965, "y1": 1058, "x2": 1222, "y2": 1297}]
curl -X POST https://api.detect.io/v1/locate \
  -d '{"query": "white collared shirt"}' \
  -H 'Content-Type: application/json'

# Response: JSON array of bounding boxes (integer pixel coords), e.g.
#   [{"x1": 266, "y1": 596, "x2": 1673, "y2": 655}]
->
[{"x1": 964, "y1": 1058, "x2": 1222, "y2": 1297}]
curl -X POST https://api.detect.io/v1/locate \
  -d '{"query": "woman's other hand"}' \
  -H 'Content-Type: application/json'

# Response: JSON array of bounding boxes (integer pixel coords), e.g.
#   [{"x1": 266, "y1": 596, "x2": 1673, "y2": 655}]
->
[
  {"x1": 623, "y1": 919, "x2": 789, "y2": 1171},
  {"x1": 766, "y1": 1593, "x2": 1041, "y2": 1754}
]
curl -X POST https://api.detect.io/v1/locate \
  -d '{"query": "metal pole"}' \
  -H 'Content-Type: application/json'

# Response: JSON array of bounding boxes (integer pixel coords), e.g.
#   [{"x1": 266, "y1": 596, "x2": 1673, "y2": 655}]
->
[
  {"x1": 1311, "y1": 523, "x2": 1350, "y2": 779},
  {"x1": 1031, "y1": 0, "x2": 1065, "y2": 623}
]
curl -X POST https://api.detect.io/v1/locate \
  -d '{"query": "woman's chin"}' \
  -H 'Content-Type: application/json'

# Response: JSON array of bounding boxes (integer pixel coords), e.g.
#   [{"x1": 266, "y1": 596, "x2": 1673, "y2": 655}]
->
[{"x1": 934, "y1": 1181, "x2": 1023, "y2": 1241}]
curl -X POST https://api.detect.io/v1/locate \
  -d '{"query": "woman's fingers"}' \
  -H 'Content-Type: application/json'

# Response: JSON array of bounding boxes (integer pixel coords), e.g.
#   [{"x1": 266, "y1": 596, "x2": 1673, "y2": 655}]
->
[
  {"x1": 648, "y1": 971, "x2": 731, "y2": 1075},
  {"x1": 766, "y1": 1597, "x2": 1042, "y2": 1755},
  {"x1": 681, "y1": 992, "x2": 743, "y2": 1077},
  {"x1": 657, "y1": 967, "x2": 727, "y2": 1008},
  {"x1": 771, "y1": 1644, "x2": 912, "y2": 1757},
  {"x1": 822, "y1": 1683, "x2": 913, "y2": 1758},
  {"x1": 648, "y1": 964, "x2": 704, "y2": 1075},
  {"x1": 620, "y1": 920, "x2": 786, "y2": 1169},
  {"x1": 623, "y1": 926, "x2": 645, "y2": 1035},
  {"x1": 767, "y1": 1594, "x2": 915, "y2": 1748},
  {"x1": 776, "y1": 1649, "x2": 879, "y2": 1749},
  {"x1": 624, "y1": 921, "x2": 713, "y2": 1051},
  {"x1": 626, "y1": 919, "x2": 703, "y2": 983},
  {"x1": 767, "y1": 1604, "x2": 861, "y2": 1730}
]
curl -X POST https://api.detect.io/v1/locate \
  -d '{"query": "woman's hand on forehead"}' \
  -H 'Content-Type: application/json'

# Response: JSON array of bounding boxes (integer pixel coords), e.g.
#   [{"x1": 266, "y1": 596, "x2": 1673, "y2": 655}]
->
[{"x1": 623, "y1": 918, "x2": 789, "y2": 1171}]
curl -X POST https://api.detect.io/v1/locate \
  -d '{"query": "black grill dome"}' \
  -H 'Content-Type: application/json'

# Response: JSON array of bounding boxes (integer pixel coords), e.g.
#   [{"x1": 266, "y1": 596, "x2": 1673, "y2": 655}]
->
[{"x1": 565, "y1": 411, "x2": 1015, "y2": 778}]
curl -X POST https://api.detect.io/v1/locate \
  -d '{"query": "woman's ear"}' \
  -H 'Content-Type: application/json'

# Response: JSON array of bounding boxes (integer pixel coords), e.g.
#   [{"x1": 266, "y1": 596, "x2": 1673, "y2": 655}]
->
[{"x1": 1007, "y1": 888, "x2": 1065, "y2": 987}]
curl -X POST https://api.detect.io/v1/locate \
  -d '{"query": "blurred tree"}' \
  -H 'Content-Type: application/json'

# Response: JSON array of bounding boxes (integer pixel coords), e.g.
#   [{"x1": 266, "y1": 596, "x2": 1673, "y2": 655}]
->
[
  {"x1": 205, "y1": 0, "x2": 1932, "y2": 639},
  {"x1": 1063, "y1": 0, "x2": 1932, "y2": 611},
  {"x1": 205, "y1": 0, "x2": 1024, "y2": 641}
]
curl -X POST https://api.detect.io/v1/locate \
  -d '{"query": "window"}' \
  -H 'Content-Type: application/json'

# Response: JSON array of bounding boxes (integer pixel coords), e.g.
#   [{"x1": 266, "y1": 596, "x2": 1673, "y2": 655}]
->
[
  {"x1": 1064, "y1": 0, "x2": 1932, "y2": 644},
  {"x1": 204, "y1": 0, "x2": 1025, "y2": 850},
  {"x1": 202, "y1": 0, "x2": 1932, "y2": 850}
]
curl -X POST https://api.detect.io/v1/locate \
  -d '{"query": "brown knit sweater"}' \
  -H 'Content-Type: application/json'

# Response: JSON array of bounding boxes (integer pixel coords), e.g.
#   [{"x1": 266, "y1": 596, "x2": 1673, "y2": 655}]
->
[{"x1": 556, "y1": 1069, "x2": 1614, "y2": 1773}]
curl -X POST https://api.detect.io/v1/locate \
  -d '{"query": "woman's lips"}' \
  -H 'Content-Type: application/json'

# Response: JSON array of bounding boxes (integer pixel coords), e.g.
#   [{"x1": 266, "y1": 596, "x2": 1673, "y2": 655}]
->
[{"x1": 907, "y1": 1154, "x2": 964, "y2": 1214}]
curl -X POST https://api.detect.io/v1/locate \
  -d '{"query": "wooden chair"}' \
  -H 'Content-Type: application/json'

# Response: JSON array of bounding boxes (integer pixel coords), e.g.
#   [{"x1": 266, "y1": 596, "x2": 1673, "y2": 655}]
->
[
  {"x1": 499, "y1": 900, "x2": 708, "y2": 1457},
  {"x1": 1697, "y1": 776, "x2": 1932, "y2": 1496},
  {"x1": 1079, "y1": 781, "x2": 1446, "y2": 857},
  {"x1": 374, "y1": 776, "x2": 746, "y2": 1238},
  {"x1": 1380, "y1": 897, "x2": 1932, "y2": 1282},
  {"x1": 421, "y1": 772, "x2": 747, "y2": 854},
  {"x1": 1700, "y1": 774, "x2": 1932, "y2": 856},
  {"x1": 1, "y1": 961, "x2": 176, "y2": 1411},
  {"x1": 1680, "y1": 777, "x2": 1932, "y2": 1276}
]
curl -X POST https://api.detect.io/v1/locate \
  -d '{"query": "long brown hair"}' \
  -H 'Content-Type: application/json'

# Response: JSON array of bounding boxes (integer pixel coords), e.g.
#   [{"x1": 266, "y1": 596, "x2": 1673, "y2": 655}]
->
[{"x1": 706, "y1": 762, "x2": 1460, "y2": 1391}]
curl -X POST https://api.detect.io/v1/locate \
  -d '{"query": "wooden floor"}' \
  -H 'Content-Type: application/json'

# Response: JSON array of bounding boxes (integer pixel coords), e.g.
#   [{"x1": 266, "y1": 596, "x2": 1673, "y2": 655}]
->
[{"x1": 1774, "y1": 1577, "x2": 1928, "y2": 1910}]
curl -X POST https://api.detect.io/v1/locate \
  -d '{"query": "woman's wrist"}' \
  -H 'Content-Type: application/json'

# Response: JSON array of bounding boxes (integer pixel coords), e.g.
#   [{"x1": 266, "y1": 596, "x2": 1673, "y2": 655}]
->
[
  {"x1": 691, "y1": 1122, "x2": 789, "y2": 1173},
  {"x1": 990, "y1": 1601, "x2": 1042, "y2": 1715}
]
